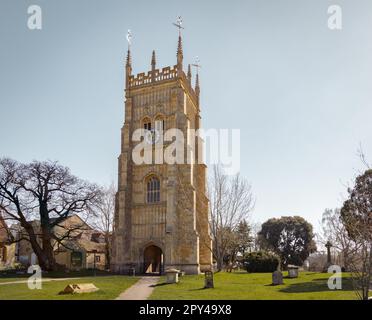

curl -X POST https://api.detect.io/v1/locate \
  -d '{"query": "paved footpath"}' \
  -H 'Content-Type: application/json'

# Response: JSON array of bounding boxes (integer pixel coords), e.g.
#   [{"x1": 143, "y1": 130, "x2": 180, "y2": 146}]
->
[{"x1": 116, "y1": 276, "x2": 160, "y2": 300}]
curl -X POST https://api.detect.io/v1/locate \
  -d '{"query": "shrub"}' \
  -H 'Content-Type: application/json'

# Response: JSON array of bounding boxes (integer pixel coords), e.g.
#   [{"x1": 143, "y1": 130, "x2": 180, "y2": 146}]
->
[
  {"x1": 13, "y1": 263, "x2": 25, "y2": 270},
  {"x1": 244, "y1": 251, "x2": 280, "y2": 273}
]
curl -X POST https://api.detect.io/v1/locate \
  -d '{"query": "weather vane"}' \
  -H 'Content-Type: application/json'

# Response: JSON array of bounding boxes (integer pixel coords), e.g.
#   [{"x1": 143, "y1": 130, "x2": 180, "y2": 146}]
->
[
  {"x1": 126, "y1": 29, "x2": 132, "y2": 47},
  {"x1": 192, "y1": 56, "x2": 202, "y2": 74},
  {"x1": 172, "y1": 16, "x2": 184, "y2": 35}
]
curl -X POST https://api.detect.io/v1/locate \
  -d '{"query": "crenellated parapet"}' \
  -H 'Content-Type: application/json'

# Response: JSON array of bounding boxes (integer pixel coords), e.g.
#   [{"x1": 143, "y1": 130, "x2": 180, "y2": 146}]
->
[
  {"x1": 128, "y1": 65, "x2": 199, "y2": 106},
  {"x1": 129, "y1": 65, "x2": 178, "y2": 88}
]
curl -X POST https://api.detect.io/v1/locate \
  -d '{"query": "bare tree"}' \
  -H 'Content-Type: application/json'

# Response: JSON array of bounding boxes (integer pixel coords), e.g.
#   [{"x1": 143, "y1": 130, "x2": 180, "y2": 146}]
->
[
  {"x1": 250, "y1": 221, "x2": 262, "y2": 252},
  {"x1": 90, "y1": 183, "x2": 115, "y2": 269},
  {"x1": 208, "y1": 165, "x2": 254, "y2": 271},
  {"x1": 0, "y1": 158, "x2": 101, "y2": 271},
  {"x1": 172, "y1": 164, "x2": 254, "y2": 271},
  {"x1": 318, "y1": 208, "x2": 358, "y2": 271}
]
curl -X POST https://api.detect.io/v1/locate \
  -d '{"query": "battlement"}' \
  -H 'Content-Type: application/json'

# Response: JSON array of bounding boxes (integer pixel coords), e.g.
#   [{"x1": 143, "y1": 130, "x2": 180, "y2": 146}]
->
[
  {"x1": 128, "y1": 65, "x2": 198, "y2": 105},
  {"x1": 129, "y1": 65, "x2": 178, "y2": 88}
]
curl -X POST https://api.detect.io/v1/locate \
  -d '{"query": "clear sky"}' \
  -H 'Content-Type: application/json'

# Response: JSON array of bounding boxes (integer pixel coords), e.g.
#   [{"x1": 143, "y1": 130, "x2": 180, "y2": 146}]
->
[{"x1": 1, "y1": 0, "x2": 371, "y2": 235}]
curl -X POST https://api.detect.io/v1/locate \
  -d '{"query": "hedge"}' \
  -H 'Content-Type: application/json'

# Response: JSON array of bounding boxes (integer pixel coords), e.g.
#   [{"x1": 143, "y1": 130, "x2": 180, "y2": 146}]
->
[{"x1": 243, "y1": 251, "x2": 280, "y2": 273}]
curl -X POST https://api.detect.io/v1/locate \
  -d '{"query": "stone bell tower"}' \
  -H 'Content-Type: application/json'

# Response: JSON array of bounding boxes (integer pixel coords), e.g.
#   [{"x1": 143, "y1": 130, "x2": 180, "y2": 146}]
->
[{"x1": 111, "y1": 26, "x2": 212, "y2": 275}]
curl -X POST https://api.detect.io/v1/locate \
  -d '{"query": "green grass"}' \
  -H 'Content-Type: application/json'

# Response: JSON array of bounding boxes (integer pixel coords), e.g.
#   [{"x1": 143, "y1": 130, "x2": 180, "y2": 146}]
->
[
  {"x1": 0, "y1": 275, "x2": 139, "y2": 300},
  {"x1": 0, "y1": 269, "x2": 113, "y2": 283},
  {"x1": 150, "y1": 272, "x2": 359, "y2": 300},
  {"x1": 0, "y1": 271, "x2": 364, "y2": 300}
]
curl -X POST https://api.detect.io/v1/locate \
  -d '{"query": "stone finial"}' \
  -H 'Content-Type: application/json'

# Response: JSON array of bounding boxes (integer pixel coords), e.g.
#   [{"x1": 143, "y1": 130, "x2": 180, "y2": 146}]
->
[
  {"x1": 125, "y1": 49, "x2": 132, "y2": 89},
  {"x1": 177, "y1": 35, "x2": 183, "y2": 57},
  {"x1": 151, "y1": 50, "x2": 156, "y2": 82},
  {"x1": 177, "y1": 35, "x2": 183, "y2": 73},
  {"x1": 195, "y1": 72, "x2": 200, "y2": 97},
  {"x1": 187, "y1": 64, "x2": 192, "y2": 84},
  {"x1": 126, "y1": 49, "x2": 132, "y2": 68},
  {"x1": 151, "y1": 50, "x2": 156, "y2": 69}
]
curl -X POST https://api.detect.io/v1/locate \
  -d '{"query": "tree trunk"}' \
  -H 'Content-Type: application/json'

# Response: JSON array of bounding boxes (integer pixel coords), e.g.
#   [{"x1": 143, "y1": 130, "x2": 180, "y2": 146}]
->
[
  {"x1": 213, "y1": 239, "x2": 224, "y2": 272},
  {"x1": 105, "y1": 233, "x2": 111, "y2": 270},
  {"x1": 41, "y1": 229, "x2": 56, "y2": 271},
  {"x1": 343, "y1": 250, "x2": 350, "y2": 272},
  {"x1": 216, "y1": 255, "x2": 224, "y2": 272},
  {"x1": 39, "y1": 203, "x2": 57, "y2": 271},
  {"x1": 23, "y1": 222, "x2": 50, "y2": 271}
]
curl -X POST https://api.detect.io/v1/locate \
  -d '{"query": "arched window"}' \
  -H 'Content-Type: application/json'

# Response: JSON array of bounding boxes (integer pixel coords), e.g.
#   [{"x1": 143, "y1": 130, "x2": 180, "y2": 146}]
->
[
  {"x1": 147, "y1": 176, "x2": 160, "y2": 203},
  {"x1": 154, "y1": 116, "x2": 165, "y2": 132},
  {"x1": 143, "y1": 118, "x2": 152, "y2": 131}
]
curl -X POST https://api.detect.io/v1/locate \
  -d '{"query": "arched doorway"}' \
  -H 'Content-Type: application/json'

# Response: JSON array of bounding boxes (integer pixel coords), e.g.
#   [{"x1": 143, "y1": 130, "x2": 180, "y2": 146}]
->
[{"x1": 143, "y1": 245, "x2": 163, "y2": 274}]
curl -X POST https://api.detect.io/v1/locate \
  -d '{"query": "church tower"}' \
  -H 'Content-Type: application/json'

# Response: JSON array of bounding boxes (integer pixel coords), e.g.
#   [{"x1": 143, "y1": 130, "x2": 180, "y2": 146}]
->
[{"x1": 111, "y1": 25, "x2": 212, "y2": 275}]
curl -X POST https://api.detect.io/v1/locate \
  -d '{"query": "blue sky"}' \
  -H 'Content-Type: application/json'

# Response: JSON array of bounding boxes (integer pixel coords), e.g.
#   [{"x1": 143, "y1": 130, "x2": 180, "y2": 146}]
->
[{"x1": 1, "y1": 0, "x2": 372, "y2": 235}]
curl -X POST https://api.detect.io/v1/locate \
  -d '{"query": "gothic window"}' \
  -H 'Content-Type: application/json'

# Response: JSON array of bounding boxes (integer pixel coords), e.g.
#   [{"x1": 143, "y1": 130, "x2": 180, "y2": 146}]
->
[
  {"x1": 142, "y1": 118, "x2": 153, "y2": 145},
  {"x1": 153, "y1": 116, "x2": 165, "y2": 144},
  {"x1": 143, "y1": 117, "x2": 152, "y2": 131},
  {"x1": 154, "y1": 116, "x2": 165, "y2": 131},
  {"x1": 147, "y1": 176, "x2": 160, "y2": 203}
]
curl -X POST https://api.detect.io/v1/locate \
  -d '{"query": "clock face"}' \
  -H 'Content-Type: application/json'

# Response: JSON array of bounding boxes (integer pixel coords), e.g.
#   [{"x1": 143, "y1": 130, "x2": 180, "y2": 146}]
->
[{"x1": 145, "y1": 129, "x2": 161, "y2": 145}]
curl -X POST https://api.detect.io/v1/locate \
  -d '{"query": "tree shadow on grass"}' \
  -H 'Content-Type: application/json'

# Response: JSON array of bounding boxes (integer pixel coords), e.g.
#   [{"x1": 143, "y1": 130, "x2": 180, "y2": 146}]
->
[
  {"x1": 189, "y1": 287, "x2": 212, "y2": 291},
  {"x1": 150, "y1": 283, "x2": 210, "y2": 292},
  {"x1": 264, "y1": 283, "x2": 285, "y2": 287},
  {"x1": 279, "y1": 277, "x2": 353, "y2": 293},
  {"x1": 150, "y1": 282, "x2": 181, "y2": 287}
]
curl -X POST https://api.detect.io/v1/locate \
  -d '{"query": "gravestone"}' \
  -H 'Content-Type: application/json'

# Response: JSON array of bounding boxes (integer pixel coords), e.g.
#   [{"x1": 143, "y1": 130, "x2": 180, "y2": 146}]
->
[
  {"x1": 287, "y1": 265, "x2": 299, "y2": 278},
  {"x1": 166, "y1": 269, "x2": 180, "y2": 284},
  {"x1": 59, "y1": 283, "x2": 99, "y2": 295},
  {"x1": 272, "y1": 271, "x2": 283, "y2": 285},
  {"x1": 323, "y1": 241, "x2": 333, "y2": 272},
  {"x1": 303, "y1": 260, "x2": 310, "y2": 271},
  {"x1": 204, "y1": 271, "x2": 214, "y2": 288}
]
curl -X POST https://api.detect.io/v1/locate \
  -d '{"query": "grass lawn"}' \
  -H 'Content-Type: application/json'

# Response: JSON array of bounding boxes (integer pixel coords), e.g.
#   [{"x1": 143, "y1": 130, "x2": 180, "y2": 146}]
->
[
  {"x1": 0, "y1": 269, "x2": 112, "y2": 283},
  {"x1": 0, "y1": 275, "x2": 139, "y2": 300},
  {"x1": 150, "y1": 272, "x2": 359, "y2": 300}
]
